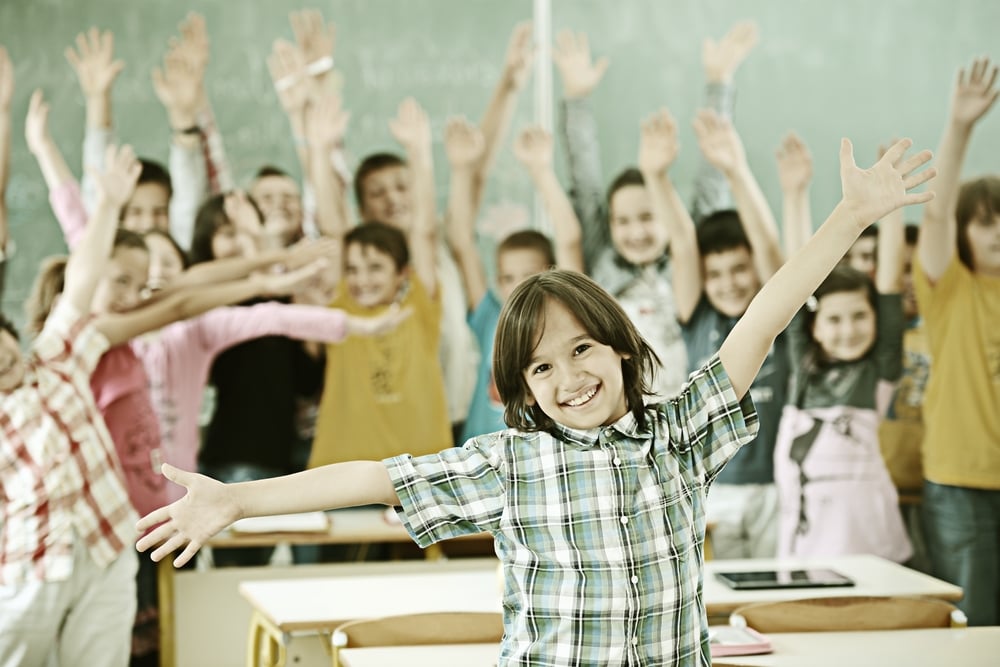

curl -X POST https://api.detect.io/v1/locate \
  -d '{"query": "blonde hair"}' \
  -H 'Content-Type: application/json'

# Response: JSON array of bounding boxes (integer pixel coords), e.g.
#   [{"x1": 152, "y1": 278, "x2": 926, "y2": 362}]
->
[{"x1": 25, "y1": 255, "x2": 68, "y2": 337}]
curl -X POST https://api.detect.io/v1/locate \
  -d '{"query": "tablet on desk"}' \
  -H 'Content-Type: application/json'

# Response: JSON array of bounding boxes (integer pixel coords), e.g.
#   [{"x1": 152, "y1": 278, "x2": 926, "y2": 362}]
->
[{"x1": 715, "y1": 568, "x2": 855, "y2": 590}]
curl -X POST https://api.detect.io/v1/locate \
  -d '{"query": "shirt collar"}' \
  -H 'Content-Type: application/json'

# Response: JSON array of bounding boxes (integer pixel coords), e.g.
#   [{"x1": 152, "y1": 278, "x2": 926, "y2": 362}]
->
[{"x1": 550, "y1": 408, "x2": 654, "y2": 448}]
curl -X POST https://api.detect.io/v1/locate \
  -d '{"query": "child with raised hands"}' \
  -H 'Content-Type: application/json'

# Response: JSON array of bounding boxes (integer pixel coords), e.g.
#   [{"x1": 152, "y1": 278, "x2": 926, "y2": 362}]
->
[
  {"x1": 445, "y1": 117, "x2": 583, "y2": 440},
  {"x1": 138, "y1": 136, "x2": 934, "y2": 666},
  {"x1": 0, "y1": 144, "x2": 142, "y2": 667},
  {"x1": 305, "y1": 92, "x2": 452, "y2": 468},
  {"x1": 771, "y1": 138, "x2": 920, "y2": 562},
  {"x1": 914, "y1": 57, "x2": 1000, "y2": 626},
  {"x1": 553, "y1": 22, "x2": 758, "y2": 399}
]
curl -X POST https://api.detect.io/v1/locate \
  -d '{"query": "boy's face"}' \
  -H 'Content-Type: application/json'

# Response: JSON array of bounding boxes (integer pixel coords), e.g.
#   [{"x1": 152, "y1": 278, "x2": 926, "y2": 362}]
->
[
  {"x1": 609, "y1": 185, "x2": 668, "y2": 266},
  {"x1": 91, "y1": 247, "x2": 150, "y2": 315},
  {"x1": 250, "y1": 174, "x2": 303, "y2": 247},
  {"x1": 497, "y1": 248, "x2": 550, "y2": 303},
  {"x1": 523, "y1": 298, "x2": 628, "y2": 430},
  {"x1": 811, "y1": 288, "x2": 877, "y2": 362},
  {"x1": 358, "y1": 165, "x2": 412, "y2": 230},
  {"x1": 344, "y1": 242, "x2": 406, "y2": 308},
  {"x1": 0, "y1": 330, "x2": 25, "y2": 393},
  {"x1": 965, "y1": 212, "x2": 1000, "y2": 276},
  {"x1": 843, "y1": 235, "x2": 877, "y2": 279},
  {"x1": 122, "y1": 183, "x2": 170, "y2": 234},
  {"x1": 145, "y1": 234, "x2": 186, "y2": 293},
  {"x1": 702, "y1": 247, "x2": 759, "y2": 318}
]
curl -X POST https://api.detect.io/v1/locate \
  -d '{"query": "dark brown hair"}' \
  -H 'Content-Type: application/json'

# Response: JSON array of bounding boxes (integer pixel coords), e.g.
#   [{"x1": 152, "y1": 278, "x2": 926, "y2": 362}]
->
[
  {"x1": 497, "y1": 230, "x2": 556, "y2": 267},
  {"x1": 955, "y1": 175, "x2": 1000, "y2": 270},
  {"x1": 493, "y1": 270, "x2": 659, "y2": 433},
  {"x1": 354, "y1": 152, "x2": 407, "y2": 217},
  {"x1": 344, "y1": 220, "x2": 409, "y2": 270}
]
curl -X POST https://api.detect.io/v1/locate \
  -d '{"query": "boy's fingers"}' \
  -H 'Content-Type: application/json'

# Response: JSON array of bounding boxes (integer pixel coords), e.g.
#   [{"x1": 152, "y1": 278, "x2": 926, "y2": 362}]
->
[
  {"x1": 174, "y1": 542, "x2": 201, "y2": 568},
  {"x1": 839, "y1": 137, "x2": 855, "y2": 169},
  {"x1": 136, "y1": 506, "x2": 172, "y2": 533},
  {"x1": 151, "y1": 533, "x2": 189, "y2": 564},
  {"x1": 903, "y1": 166, "x2": 937, "y2": 191},
  {"x1": 896, "y1": 149, "x2": 933, "y2": 176},
  {"x1": 880, "y1": 137, "x2": 913, "y2": 165},
  {"x1": 136, "y1": 520, "x2": 177, "y2": 552},
  {"x1": 903, "y1": 190, "x2": 935, "y2": 206}
]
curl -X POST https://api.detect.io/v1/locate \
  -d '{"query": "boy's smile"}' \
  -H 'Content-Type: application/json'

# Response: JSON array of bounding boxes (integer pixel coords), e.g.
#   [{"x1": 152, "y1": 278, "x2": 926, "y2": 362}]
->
[{"x1": 523, "y1": 299, "x2": 629, "y2": 430}]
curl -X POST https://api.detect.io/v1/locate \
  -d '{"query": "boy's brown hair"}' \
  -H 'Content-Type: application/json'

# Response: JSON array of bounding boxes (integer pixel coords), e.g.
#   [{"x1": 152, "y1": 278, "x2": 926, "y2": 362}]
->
[
  {"x1": 955, "y1": 175, "x2": 1000, "y2": 270},
  {"x1": 497, "y1": 230, "x2": 556, "y2": 267},
  {"x1": 493, "y1": 270, "x2": 659, "y2": 433}
]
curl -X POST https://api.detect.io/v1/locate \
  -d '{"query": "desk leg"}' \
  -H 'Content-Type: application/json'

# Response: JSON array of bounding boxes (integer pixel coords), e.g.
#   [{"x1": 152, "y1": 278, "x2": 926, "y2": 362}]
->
[
  {"x1": 156, "y1": 559, "x2": 175, "y2": 667},
  {"x1": 246, "y1": 610, "x2": 287, "y2": 667},
  {"x1": 424, "y1": 543, "x2": 445, "y2": 560}
]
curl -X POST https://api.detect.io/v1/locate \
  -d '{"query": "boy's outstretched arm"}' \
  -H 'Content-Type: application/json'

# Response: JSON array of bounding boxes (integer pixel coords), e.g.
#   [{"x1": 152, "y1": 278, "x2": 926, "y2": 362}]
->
[
  {"x1": 136, "y1": 461, "x2": 399, "y2": 567},
  {"x1": 919, "y1": 57, "x2": 998, "y2": 282},
  {"x1": 776, "y1": 132, "x2": 813, "y2": 256},
  {"x1": 637, "y1": 108, "x2": 701, "y2": 323},
  {"x1": 513, "y1": 125, "x2": 584, "y2": 272},
  {"x1": 693, "y1": 108, "x2": 784, "y2": 281},
  {"x1": 444, "y1": 116, "x2": 488, "y2": 310},
  {"x1": 720, "y1": 138, "x2": 935, "y2": 398}
]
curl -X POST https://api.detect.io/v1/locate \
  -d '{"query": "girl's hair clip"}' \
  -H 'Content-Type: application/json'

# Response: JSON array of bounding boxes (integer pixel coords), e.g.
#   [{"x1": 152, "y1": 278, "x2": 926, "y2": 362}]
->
[{"x1": 805, "y1": 295, "x2": 819, "y2": 312}]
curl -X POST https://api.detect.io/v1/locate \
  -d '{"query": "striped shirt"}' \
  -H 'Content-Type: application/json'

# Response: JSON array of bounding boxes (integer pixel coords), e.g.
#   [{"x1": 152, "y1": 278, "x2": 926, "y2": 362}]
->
[
  {"x1": 386, "y1": 355, "x2": 757, "y2": 666},
  {"x1": 0, "y1": 302, "x2": 137, "y2": 584}
]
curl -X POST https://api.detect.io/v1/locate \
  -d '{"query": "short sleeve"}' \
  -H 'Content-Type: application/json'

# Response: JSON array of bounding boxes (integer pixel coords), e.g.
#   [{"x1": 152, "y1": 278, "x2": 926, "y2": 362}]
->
[
  {"x1": 383, "y1": 437, "x2": 507, "y2": 548},
  {"x1": 654, "y1": 354, "x2": 758, "y2": 479},
  {"x1": 33, "y1": 300, "x2": 110, "y2": 376}
]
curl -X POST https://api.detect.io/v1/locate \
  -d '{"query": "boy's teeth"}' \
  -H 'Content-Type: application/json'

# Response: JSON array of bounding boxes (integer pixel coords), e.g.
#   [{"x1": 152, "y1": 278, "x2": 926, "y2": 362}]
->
[{"x1": 566, "y1": 387, "x2": 597, "y2": 406}]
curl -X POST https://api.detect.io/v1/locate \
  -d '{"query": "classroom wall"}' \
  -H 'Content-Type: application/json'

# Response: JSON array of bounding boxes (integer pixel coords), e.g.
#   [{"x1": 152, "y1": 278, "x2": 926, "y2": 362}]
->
[{"x1": 1, "y1": 0, "x2": 998, "y2": 331}]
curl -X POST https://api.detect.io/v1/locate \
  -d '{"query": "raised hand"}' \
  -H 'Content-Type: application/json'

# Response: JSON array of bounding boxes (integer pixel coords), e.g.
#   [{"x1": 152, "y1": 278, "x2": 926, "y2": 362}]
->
[
  {"x1": 503, "y1": 21, "x2": 535, "y2": 90},
  {"x1": 152, "y1": 45, "x2": 203, "y2": 127},
  {"x1": 776, "y1": 132, "x2": 813, "y2": 193},
  {"x1": 256, "y1": 258, "x2": 330, "y2": 297},
  {"x1": 0, "y1": 47, "x2": 13, "y2": 112},
  {"x1": 267, "y1": 39, "x2": 312, "y2": 116},
  {"x1": 444, "y1": 116, "x2": 485, "y2": 170},
  {"x1": 65, "y1": 28, "x2": 124, "y2": 99},
  {"x1": 692, "y1": 108, "x2": 747, "y2": 175},
  {"x1": 290, "y1": 9, "x2": 335, "y2": 73},
  {"x1": 513, "y1": 125, "x2": 553, "y2": 173},
  {"x1": 346, "y1": 303, "x2": 414, "y2": 337},
  {"x1": 702, "y1": 20, "x2": 758, "y2": 84},
  {"x1": 637, "y1": 108, "x2": 680, "y2": 174},
  {"x1": 93, "y1": 143, "x2": 142, "y2": 209},
  {"x1": 176, "y1": 12, "x2": 210, "y2": 77},
  {"x1": 283, "y1": 237, "x2": 339, "y2": 270},
  {"x1": 950, "y1": 57, "x2": 999, "y2": 128},
  {"x1": 552, "y1": 30, "x2": 609, "y2": 99},
  {"x1": 389, "y1": 97, "x2": 431, "y2": 157},
  {"x1": 24, "y1": 89, "x2": 51, "y2": 154},
  {"x1": 136, "y1": 464, "x2": 242, "y2": 567},
  {"x1": 303, "y1": 90, "x2": 350, "y2": 149},
  {"x1": 840, "y1": 138, "x2": 935, "y2": 228}
]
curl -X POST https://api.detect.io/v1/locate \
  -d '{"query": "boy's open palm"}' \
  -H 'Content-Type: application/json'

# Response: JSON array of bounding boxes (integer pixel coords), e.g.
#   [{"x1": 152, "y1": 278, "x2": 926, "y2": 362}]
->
[
  {"x1": 693, "y1": 108, "x2": 745, "y2": 175},
  {"x1": 65, "y1": 28, "x2": 124, "y2": 98},
  {"x1": 839, "y1": 138, "x2": 935, "y2": 227},
  {"x1": 304, "y1": 91, "x2": 350, "y2": 149},
  {"x1": 513, "y1": 125, "x2": 553, "y2": 171},
  {"x1": 638, "y1": 108, "x2": 680, "y2": 174},
  {"x1": 136, "y1": 464, "x2": 241, "y2": 567},
  {"x1": 268, "y1": 39, "x2": 311, "y2": 115},
  {"x1": 93, "y1": 144, "x2": 142, "y2": 209},
  {"x1": 290, "y1": 9, "x2": 336, "y2": 69},
  {"x1": 389, "y1": 97, "x2": 431, "y2": 156},
  {"x1": 444, "y1": 116, "x2": 485, "y2": 169},
  {"x1": 152, "y1": 48, "x2": 202, "y2": 119},
  {"x1": 951, "y1": 57, "x2": 999, "y2": 127},
  {"x1": 552, "y1": 30, "x2": 608, "y2": 99},
  {"x1": 504, "y1": 22, "x2": 535, "y2": 89},
  {"x1": 24, "y1": 89, "x2": 50, "y2": 154},
  {"x1": 776, "y1": 131, "x2": 813, "y2": 192},
  {"x1": 703, "y1": 20, "x2": 758, "y2": 83},
  {"x1": 177, "y1": 13, "x2": 210, "y2": 76}
]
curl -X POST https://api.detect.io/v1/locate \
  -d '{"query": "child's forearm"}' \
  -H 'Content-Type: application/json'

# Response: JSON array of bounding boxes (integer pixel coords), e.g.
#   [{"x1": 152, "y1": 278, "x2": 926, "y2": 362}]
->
[
  {"x1": 918, "y1": 120, "x2": 970, "y2": 279},
  {"x1": 529, "y1": 168, "x2": 584, "y2": 272},
  {"x1": 725, "y1": 162, "x2": 784, "y2": 280},
  {"x1": 643, "y1": 170, "x2": 702, "y2": 323},
  {"x1": 446, "y1": 167, "x2": 487, "y2": 309},
  {"x1": 875, "y1": 206, "x2": 905, "y2": 294},
  {"x1": 31, "y1": 136, "x2": 76, "y2": 193},
  {"x1": 781, "y1": 185, "x2": 812, "y2": 257},
  {"x1": 63, "y1": 198, "x2": 120, "y2": 314},
  {"x1": 234, "y1": 461, "x2": 399, "y2": 518},
  {"x1": 85, "y1": 92, "x2": 111, "y2": 130}
]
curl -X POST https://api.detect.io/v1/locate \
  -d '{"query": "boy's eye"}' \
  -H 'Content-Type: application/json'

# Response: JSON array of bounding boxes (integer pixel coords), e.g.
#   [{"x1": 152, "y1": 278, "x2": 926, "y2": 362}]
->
[
  {"x1": 531, "y1": 363, "x2": 551, "y2": 375},
  {"x1": 573, "y1": 344, "x2": 591, "y2": 356}
]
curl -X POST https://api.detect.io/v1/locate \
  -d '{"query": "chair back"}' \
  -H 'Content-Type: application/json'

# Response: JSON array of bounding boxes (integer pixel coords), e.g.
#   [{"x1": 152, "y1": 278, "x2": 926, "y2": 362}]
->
[
  {"x1": 331, "y1": 611, "x2": 503, "y2": 666},
  {"x1": 729, "y1": 595, "x2": 968, "y2": 633}
]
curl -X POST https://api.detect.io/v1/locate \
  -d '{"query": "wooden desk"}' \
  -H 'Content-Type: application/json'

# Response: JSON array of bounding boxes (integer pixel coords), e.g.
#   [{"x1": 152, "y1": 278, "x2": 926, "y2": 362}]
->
[
  {"x1": 720, "y1": 627, "x2": 1000, "y2": 667},
  {"x1": 159, "y1": 508, "x2": 492, "y2": 667},
  {"x1": 703, "y1": 555, "x2": 963, "y2": 617},
  {"x1": 239, "y1": 557, "x2": 501, "y2": 667},
  {"x1": 339, "y1": 642, "x2": 499, "y2": 667}
]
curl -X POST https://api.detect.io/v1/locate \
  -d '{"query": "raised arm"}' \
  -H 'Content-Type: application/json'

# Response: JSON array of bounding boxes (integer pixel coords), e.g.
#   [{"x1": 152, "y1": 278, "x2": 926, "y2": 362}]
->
[
  {"x1": 553, "y1": 30, "x2": 610, "y2": 271},
  {"x1": 444, "y1": 116, "x2": 488, "y2": 310},
  {"x1": 693, "y1": 108, "x2": 783, "y2": 281},
  {"x1": 0, "y1": 47, "x2": 11, "y2": 258},
  {"x1": 918, "y1": 57, "x2": 998, "y2": 282},
  {"x1": 268, "y1": 38, "x2": 315, "y2": 180},
  {"x1": 776, "y1": 131, "x2": 814, "y2": 256},
  {"x1": 62, "y1": 144, "x2": 141, "y2": 316},
  {"x1": 637, "y1": 108, "x2": 701, "y2": 323},
  {"x1": 302, "y1": 91, "x2": 348, "y2": 288},
  {"x1": 513, "y1": 126, "x2": 583, "y2": 272},
  {"x1": 472, "y1": 21, "x2": 533, "y2": 210},
  {"x1": 720, "y1": 138, "x2": 935, "y2": 398},
  {"x1": 875, "y1": 142, "x2": 906, "y2": 294},
  {"x1": 390, "y1": 98, "x2": 437, "y2": 296},
  {"x1": 26, "y1": 90, "x2": 78, "y2": 240}
]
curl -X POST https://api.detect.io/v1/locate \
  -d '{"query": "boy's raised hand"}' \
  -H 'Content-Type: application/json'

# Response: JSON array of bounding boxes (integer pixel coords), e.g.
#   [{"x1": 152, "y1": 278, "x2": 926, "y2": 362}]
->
[
  {"x1": 950, "y1": 57, "x2": 999, "y2": 128},
  {"x1": 513, "y1": 125, "x2": 554, "y2": 173},
  {"x1": 703, "y1": 20, "x2": 758, "y2": 84},
  {"x1": 24, "y1": 89, "x2": 51, "y2": 155},
  {"x1": 692, "y1": 108, "x2": 746, "y2": 176},
  {"x1": 290, "y1": 9, "x2": 335, "y2": 74},
  {"x1": 444, "y1": 116, "x2": 485, "y2": 169},
  {"x1": 776, "y1": 132, "x2": 813, "y2": 193},
  {"x1": 0, "y1": 47, "x2": 13, "y2": 112},
  {"x1": 638, "y1": 108, "x2": 680, "y2": 175},
  {"x1": 839, "y1": 138, "x2": 935, "y2": 228},
  {"x1": 65, "y1": 28, "x2": 124, "y2": 99},
  {"x1": 389, "y1": 97, "x2": 432, "y2": 157},
  {"x1": 177, "y1": 12, "x2": 210, "y2": 77},
  {"x1": 552, "y1": 30, "x2": 609, "y2": 99},
  {"x1": 503, "y1": 21, "x2": 535, "y2": 90},
  {"x1": 345, "y1": 303, "x2": 414, "y2": 338},
  {"x1": 303, "y1": 90, "x2": 350, "y2": 150},
  {"x1": 93, "y1": 143, "x2": 142, "y2": 210},
  {"x1": 267, "y1": 39, "x2": 312, "y2": 116},
  {"x1": 255, "y1": 258, "x2": 331, "y2": 297},
  {"x1": 136, "y1": 464, "x2": 242, "y2": 567},
  {"x1": 152, "y1": 46, "x2": 203, "y2": 129}
]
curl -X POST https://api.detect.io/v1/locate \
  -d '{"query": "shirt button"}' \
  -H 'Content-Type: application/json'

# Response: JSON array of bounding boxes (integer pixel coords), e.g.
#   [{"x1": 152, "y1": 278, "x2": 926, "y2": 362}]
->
[
  {"x1": 620, "y1": 516, "x2": 629, "y2": 525},
  {"x1": 631, "y1": 636, "x2": 638, "y2": 646},
  {"x1": 613, "y1": 457, "x2": 622, "y2": 465},
  {"x1": 631, "y1": 575, "x2": 638, "y2": 584}
]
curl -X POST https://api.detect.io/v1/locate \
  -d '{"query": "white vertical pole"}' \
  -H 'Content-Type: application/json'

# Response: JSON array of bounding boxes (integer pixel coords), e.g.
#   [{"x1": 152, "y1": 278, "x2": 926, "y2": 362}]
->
[{"x1": 533, "y1": 0, "x2": 552, "y2": 233}]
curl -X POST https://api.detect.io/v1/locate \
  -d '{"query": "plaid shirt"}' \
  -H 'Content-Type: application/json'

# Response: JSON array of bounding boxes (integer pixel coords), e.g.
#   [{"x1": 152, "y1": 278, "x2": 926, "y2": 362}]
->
[
  {"x1": 0, "y1": 302, "x2": 137, "y2": 585},
  {"x1": 386, "y1": 355, "x2": 757, "y2": 666}
]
